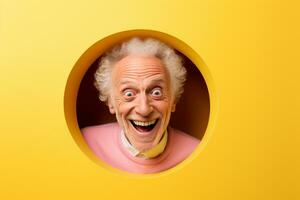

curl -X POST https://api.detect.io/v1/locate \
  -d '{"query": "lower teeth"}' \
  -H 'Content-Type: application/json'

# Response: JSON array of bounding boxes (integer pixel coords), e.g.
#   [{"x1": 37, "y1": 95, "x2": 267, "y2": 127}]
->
[{"x1": 131, "y1": 121, "x2": 156, "y2": 132}]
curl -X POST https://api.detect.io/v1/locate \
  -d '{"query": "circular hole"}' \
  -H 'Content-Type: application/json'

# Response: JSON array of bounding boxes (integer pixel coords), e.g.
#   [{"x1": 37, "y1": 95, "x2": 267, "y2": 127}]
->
[{"x1": 64, "y1": 29, "x2": 216, "y2": 176}]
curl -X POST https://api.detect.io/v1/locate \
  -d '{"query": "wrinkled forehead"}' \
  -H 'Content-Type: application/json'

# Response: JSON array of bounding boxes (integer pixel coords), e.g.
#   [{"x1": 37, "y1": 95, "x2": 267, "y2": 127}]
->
[{"x1": 111, "y1": 55, "x2": 170, "y2": 81}]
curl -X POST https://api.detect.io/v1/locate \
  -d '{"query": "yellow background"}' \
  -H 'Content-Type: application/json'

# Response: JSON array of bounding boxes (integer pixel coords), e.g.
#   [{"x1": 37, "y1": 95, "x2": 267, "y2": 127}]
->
[{"x1": 1, "y1": 0, "x2": 299, "y2": 199}]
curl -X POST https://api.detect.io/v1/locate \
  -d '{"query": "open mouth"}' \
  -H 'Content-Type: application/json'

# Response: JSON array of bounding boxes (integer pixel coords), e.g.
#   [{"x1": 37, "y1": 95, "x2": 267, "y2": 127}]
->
[{"x1": 130, "y1": 119, "x2": 158, "y2": 132}]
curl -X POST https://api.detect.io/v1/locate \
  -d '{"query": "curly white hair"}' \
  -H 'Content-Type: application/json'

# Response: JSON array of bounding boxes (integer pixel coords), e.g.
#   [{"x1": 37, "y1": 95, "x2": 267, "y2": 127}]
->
[{"x1": 94, "y1": 37, "x2": 187, "y2": 103}]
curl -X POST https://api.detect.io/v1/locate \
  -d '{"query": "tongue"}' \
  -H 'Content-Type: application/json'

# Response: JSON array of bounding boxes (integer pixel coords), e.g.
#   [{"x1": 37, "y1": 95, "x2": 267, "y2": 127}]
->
[{"x1": 135, "y1": 125, "x2": 152, "y2": 132}]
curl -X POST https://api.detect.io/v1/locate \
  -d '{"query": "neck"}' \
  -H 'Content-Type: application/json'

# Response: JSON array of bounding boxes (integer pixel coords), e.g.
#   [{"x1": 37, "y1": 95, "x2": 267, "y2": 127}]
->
[{"x1": 120, "y1": 130, "x2": 168, "y2": 159}]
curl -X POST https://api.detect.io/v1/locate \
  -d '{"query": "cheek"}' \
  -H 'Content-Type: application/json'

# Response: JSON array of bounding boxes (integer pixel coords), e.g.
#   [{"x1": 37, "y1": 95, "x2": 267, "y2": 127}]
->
[
  {"x1": 116, "y1": 101, "x2": 134, "y2": 117},
  {"x1": 154, "y1": 101, "x2": 172, "y2": 115}
]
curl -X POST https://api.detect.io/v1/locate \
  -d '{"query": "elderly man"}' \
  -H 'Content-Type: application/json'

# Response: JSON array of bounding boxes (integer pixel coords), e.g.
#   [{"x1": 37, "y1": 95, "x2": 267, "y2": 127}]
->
[{"x1": 82, "y1": 37, "x2": 199, "y2": 174}]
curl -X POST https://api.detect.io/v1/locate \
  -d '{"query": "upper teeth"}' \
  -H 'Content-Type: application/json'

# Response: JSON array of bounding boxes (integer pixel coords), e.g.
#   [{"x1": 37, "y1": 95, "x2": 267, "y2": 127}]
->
[{"x1": 133, "y1": 120, "x2": 156, "y2": 126}]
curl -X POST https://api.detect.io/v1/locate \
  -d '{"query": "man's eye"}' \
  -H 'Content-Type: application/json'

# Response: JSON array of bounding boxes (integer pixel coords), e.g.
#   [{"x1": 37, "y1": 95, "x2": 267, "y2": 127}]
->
[
  {"x1": 151, "y1": 88, "x2": 162, "y2": 97},
  {"x1": 124, "y1": 91, "x2": 134, "y2": 97}
]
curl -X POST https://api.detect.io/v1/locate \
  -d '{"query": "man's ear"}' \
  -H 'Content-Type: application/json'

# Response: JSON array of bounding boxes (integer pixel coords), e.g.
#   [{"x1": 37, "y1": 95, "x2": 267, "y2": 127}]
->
[
  {"x1": 107, "y1": 98, "x2": 115, "y2": 114},
  {"x1": 171, "y1": 103, "x2": 176, "y2": 112}
]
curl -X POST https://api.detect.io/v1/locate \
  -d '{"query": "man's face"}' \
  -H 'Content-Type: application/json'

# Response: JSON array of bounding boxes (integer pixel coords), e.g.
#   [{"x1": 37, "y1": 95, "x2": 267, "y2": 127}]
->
[{"x1": 108, "y1": 55, "x2": 175, "y2": 151}]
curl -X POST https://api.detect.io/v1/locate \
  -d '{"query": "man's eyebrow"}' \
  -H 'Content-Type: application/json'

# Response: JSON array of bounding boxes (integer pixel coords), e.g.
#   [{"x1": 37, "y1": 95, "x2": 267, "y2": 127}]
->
[
  {"x1": 116, "y1": 79, "x2": 138, "y2": 88},
  {"x1": 118, "y1": 79, "x2": 136, "y2": 85},
  {"x1": 148, "y1": 78, "x2": 165, "y2": 84}
]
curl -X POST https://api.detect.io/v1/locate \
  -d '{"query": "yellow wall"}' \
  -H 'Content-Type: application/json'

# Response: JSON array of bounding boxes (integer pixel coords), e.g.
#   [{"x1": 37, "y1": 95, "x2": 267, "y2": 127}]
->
[{"x1": 1, "y1": 0, "x2": 299, "y2": 199}]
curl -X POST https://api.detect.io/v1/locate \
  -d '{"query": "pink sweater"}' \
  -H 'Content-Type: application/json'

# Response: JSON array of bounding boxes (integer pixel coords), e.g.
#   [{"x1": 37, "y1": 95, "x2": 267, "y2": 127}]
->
[{"x1": 82, "y1": 123, "x2": 199, "y2": 174}]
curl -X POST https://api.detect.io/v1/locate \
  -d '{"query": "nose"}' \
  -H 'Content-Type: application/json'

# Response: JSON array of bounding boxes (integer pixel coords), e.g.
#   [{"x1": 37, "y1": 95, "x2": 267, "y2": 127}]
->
[{"x1": 135, "y1": 94, "x2": 153, "y2": 117}]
